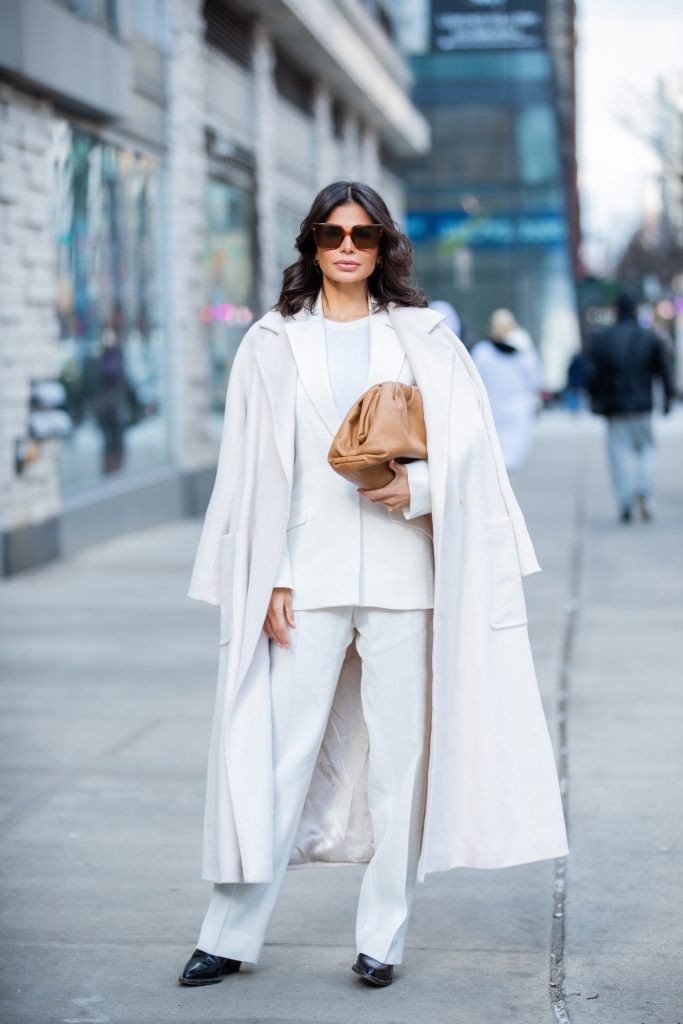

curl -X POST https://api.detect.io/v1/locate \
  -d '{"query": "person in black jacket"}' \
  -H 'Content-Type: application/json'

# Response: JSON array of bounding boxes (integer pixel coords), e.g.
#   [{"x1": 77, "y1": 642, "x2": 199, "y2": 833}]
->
[{"x1": 585, "y1": 293, "x2": 675, "y2": 522}]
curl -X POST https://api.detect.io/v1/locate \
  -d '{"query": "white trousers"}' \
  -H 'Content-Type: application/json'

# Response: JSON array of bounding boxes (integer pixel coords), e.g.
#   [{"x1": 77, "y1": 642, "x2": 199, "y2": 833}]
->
[{"x1": 197, "y1": 606, "x2": 432, "y2": 965}]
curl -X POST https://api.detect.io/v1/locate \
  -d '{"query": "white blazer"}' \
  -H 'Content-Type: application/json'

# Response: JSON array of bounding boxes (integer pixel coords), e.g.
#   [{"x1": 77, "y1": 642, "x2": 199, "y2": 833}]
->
[{"x1": 273, "y1": 300, "x2": 434, "y2": 610}]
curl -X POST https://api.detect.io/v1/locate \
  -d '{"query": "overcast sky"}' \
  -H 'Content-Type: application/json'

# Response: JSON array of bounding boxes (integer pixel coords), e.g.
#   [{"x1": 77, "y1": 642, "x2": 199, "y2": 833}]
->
[{"x1": 577, "y1": 0, "x2": 682, "y2": 273}]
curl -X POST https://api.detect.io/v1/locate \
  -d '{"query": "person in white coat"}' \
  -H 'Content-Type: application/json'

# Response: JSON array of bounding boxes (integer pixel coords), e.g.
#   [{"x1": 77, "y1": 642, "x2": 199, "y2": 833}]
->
[
  {"x1": 179, "y1": 182, "x2": 568, "y2": 990},
  {"x1": 472, "y1": 309, "x2": 543, "y2": 472}
]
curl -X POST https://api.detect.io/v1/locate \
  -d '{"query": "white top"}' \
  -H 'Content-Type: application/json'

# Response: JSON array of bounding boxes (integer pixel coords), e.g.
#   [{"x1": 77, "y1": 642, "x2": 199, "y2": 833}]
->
[{"x1": 323, "y1": 315, "x2": 370, "y2": 419}]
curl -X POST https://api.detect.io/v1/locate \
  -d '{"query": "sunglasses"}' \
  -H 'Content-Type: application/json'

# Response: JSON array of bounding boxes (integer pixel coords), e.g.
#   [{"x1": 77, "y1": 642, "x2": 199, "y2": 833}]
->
[{"x1": 312, "y1": 223, "x2": 383, "y2": 251}]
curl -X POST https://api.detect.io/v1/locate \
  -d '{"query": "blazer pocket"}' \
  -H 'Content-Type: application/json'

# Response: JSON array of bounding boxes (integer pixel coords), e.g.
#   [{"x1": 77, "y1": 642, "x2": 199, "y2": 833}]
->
[
  {"x1": 287, "y1": 496, "x2": 309, "y2": 530},
  {"x1": 484, "y1": 517, "x2": 528, "y2": 629},
  {"x1": 218, "y1": 532, "x2": 237, "y2": 645}
]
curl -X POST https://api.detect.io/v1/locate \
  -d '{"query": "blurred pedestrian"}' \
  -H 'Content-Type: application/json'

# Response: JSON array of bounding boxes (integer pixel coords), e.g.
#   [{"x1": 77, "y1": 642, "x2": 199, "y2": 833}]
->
[
  {"x1": 585, "y1": 292, "x2": 675, "y2": 523},
  {"x1": 471, "y1": 309, "x2": 542, "y2": 471},
  {"x1": 93, "y1": 329, "x2": 139, "y2": 474},
  {"x1": 563, "y1": 351, "x2": 587, "y2": 413},
  {"x1": 429, "y1": 299, "x2": 463, "y2": 341},
  {"x1": 179, "y1": 181, "x2": 567, "y2": 990}
]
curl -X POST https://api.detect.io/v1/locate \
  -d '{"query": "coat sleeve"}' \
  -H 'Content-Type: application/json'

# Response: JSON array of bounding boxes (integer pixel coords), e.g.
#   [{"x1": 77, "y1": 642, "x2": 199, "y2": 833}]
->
[
  {"x1": 582, "y1": 334, "x2": 601, "y2": 399},
  {"x1": 186, "y1": 335, "x2": 252, "y2": 605},
  {"x1": 434, "y1": 323, "x2": 541, "y2": 577},
  {"x1": 652, "y1": 332, "x2": 676, "y2": 408}
]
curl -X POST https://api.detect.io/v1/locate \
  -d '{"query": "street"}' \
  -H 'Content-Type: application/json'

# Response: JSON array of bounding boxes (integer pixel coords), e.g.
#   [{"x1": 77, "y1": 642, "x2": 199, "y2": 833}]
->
[{"x1": 1, "y1": 410, "x2": 681, "y2": 1024}]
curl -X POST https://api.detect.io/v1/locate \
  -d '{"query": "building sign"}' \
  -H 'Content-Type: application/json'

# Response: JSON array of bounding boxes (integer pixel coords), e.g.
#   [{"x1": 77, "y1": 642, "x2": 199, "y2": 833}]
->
[
  {"x1": 407, "y1": 208, "x2": 566, "y2": 248},
  {"x1": 432, "y1": 0, "x2": 545, "y2": 51}
]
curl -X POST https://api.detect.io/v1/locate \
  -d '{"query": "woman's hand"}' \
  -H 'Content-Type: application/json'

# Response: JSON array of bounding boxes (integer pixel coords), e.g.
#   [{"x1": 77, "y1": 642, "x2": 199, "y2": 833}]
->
[
  {"x1": 357, "y1": 459, "x2": 410, "y2": 511},
  {"x1": 264, "y1": 587, "x2": 295, "y2": 649}
]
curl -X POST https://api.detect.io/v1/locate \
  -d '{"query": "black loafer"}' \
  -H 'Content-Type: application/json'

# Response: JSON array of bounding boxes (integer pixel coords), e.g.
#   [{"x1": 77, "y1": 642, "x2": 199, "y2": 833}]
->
[
  {"x1": 178, "y1": 947, "x2": 241, "y2": 986},
  {"x1": 352, "y1": 953, "x2": 394, "y2": 987}
]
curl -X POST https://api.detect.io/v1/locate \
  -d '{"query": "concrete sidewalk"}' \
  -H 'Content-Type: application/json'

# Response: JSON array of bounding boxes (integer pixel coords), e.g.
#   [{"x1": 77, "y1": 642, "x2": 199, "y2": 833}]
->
[{"x1": 0, "y1": 410, "x2": 681, "y2": 1024}]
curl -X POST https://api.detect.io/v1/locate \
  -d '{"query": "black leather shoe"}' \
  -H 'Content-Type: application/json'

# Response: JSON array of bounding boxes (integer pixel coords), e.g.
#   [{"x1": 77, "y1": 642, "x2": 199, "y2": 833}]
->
[
  {"x1": 178, "y1": 948, "x2": 241, "y2": 986},
  {"x1": 352, "y1": 953, "x2": 394, "y2": 987}
]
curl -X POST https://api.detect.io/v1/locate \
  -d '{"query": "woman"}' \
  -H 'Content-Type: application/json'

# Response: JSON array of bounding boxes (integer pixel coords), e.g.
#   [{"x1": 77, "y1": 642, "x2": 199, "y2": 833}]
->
[
  {"x1": 471, "y1": 308, "x2": 543, "y2": 472},
  {"x1": 179, "y1": 182, "x2": 567, "y2": 990}
]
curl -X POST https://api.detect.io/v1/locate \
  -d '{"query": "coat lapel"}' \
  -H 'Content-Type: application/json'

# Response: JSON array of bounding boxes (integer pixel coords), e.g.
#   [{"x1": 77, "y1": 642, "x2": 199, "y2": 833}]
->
[
  {"x1": 387, "y1": 305, "x2": 453, "y2": 535},
  {"x1": 387, "y1": 305, "x2": 453, "y2": 408},
  {"x1": 366, "y1": 307, "x2": 408, "y2": 386},
  {"x1": 253, "y1": 311, "x2": 297, "y2": 485}
]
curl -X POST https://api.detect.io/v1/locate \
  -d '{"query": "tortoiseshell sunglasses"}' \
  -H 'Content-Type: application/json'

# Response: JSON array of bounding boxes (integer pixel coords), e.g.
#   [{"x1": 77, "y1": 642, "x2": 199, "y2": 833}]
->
[{"x1": 312, "y1": 223, "x2": 383, "y2": 251}]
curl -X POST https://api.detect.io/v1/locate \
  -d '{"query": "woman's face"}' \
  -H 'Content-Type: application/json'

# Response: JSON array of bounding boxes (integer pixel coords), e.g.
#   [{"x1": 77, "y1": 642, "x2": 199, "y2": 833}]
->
[{"x1": 314, "y1": 201, "x2": 381, "y2": 287}]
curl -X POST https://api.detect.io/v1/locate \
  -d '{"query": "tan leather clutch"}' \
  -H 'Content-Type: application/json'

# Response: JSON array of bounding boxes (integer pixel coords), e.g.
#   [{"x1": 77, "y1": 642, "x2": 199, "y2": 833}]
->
[{"x1": 327, "y1": 381, "x2": 427, "y2": 489}]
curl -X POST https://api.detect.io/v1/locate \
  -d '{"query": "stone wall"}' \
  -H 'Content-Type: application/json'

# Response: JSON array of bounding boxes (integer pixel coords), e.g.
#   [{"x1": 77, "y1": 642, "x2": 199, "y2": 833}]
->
[
  {"x1": 165, "y1": 0, "x2": 212, "y2": 472},
  {"x1": 0, "y1": 83, "x2": 60, "y2": 536}
]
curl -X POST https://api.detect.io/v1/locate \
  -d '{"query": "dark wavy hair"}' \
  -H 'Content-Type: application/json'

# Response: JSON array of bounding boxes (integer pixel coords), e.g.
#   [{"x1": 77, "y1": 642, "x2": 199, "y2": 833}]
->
[{"x1": 275, "y1": 181, "x2": 427, "y2": 316}]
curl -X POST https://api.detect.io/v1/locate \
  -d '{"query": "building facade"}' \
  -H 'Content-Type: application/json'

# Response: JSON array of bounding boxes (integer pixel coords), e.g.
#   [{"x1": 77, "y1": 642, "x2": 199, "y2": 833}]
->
[
  {"x1": 388, "y1": 0, "x2": 580, "y2": 386},
  {"x1": 0, "y1": 0, "x2": 428, "y2": 575}
]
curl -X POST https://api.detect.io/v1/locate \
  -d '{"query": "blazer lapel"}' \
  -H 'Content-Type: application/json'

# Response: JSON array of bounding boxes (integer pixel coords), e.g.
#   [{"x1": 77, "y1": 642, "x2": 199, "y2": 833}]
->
[
  {"x1": 285, "y1": 319, "x2": 342, "y2": 437},
  {"x1": 366, "y1": 307, "x2": 408, "y2": 386},
  {"x1": 283, "y1": 299, "x2": 409, "y2": 439}
]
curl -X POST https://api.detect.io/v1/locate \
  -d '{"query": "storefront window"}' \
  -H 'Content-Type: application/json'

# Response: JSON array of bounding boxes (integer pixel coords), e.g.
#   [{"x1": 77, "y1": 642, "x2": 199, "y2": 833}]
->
[
  {"x1": 52, "y1": 123, "x2": 169, "y2": 493},
  {"x1": 203, "y1": 178, "x2": 256, "y2": 434}
]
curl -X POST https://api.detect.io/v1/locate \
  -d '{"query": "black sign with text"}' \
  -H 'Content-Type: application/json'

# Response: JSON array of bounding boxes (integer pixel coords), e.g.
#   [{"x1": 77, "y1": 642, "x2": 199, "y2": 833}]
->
[{"x1": 432, "y1": 0, "x2": 546, "y2": 51}]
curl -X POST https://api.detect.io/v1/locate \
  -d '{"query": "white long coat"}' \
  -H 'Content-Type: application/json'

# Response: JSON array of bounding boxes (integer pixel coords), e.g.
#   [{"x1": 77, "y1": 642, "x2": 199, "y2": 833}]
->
[{"x1": 187, "y1": 300, "x2": 569, "y2": 884}]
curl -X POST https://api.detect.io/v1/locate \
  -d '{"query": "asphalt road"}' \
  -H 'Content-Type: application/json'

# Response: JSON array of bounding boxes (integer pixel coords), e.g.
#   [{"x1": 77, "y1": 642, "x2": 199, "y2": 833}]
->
[{"x1": 1, "y1": 409, "x2": 681, "y2": 1024}]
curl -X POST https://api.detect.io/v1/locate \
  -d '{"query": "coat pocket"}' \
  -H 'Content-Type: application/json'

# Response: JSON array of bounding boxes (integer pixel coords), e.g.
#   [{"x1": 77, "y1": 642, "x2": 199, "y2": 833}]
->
[
  {"x1": 484, "y1": 517, "x2": 528, "y2": 629},
  {"x1": 218, "y1": 532, "x2": 237, "y2": 645},
  {"x1": 287, "y1": 496, "x2": 309, "y2": 530}
]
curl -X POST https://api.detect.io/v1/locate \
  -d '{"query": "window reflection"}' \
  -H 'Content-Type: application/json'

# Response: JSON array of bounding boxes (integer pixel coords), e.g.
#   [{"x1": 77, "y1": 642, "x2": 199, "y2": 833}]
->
[
  {"x1": 52, "y1": 123, "x2": 168, "y2": 493},
  {"x1": 203, "y1": 179, "x2": 256, "y2": 433}
]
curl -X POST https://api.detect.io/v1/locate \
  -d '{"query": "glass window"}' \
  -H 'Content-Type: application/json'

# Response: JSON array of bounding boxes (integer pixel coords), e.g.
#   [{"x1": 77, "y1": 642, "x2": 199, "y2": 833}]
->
[
  {"x1": 52, "y1": 123, "x2": 169, "y2": 493},
  {"x1": 51, "y1": 0, "x2": 121, "y2": 36},
  {"x1": 203, "y1": 0, "x2": 252, "y2": 68},
  {"x1": 412, "y1": 49, "x2": 550, "y2": 82},
  {"x1": 516, "y1": 104, "x2": 559, "y2": 185},
  {"x1": 276, "y1": 205, "x2": 304, "y2": 279},
  {"x1": 426, "y1": 105, "x2": 517, "y2": 185},
  {"x1": 203, "y1": 179, "x2": 257, "y2": 433},
  {"x1": 274, "y1": 49, "x2": 314, "y2": 115},
  {"x1": 129, "y1": 0, "x2": 167, "y2": 48}
]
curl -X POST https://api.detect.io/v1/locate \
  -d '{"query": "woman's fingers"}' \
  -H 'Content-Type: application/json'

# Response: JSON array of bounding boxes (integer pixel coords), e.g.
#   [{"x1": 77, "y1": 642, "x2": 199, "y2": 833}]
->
[
  {"x1": 271, "y1": 608, "x2": 289, "y2": 647},
  {"x1": 359, "y1": 473, "x2": 409, "y2": 506},
  {"x1": 263, "y1": 590, "x2": 293, "y2": 648},
  {"x1": 283, "y1": 591, "x2": 296, "y2": 629},
  {"x1": 358, "y1": 482, "x2": 392, "y2": 501}
]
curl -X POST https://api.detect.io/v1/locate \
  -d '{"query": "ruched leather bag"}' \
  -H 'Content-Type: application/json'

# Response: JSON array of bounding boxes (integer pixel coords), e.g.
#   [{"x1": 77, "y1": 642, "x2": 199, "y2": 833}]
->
[{"x1": 327, "y1": 381, "x2": 427, "y2": 489}]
